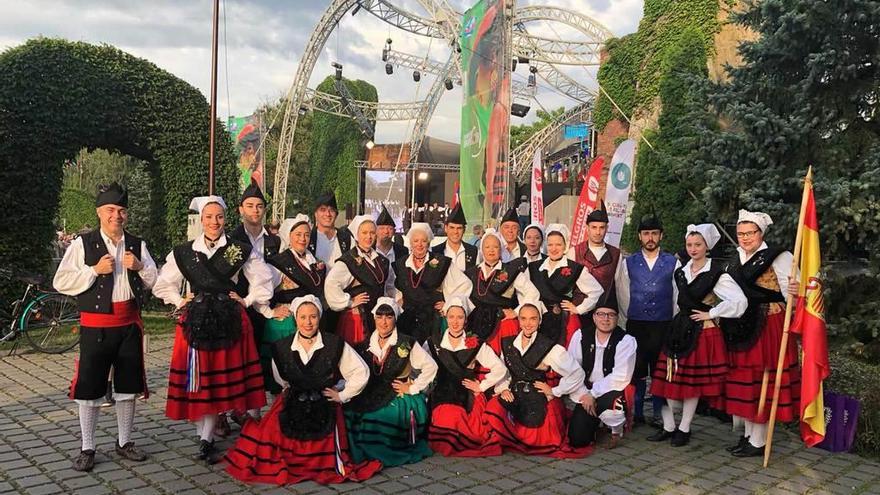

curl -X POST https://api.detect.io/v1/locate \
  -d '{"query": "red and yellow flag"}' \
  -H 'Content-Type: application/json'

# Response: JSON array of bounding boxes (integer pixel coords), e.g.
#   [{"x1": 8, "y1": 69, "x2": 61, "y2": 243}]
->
[{"x1": 790, "y1": 168, "x2": 830, "y2": 447}]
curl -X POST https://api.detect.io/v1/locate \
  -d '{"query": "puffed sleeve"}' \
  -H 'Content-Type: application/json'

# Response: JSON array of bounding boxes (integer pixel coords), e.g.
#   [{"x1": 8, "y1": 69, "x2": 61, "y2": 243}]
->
[
  {"x1": 772, "y1": 250, "x2": 795, "y2": 296},
  {"x1": 324, "y1": 260, "x2": 355, "y2": 311},
  {"x1": 408, "y1": 341, "x2": 438, "y2": 394},
  {"x1": 616, "y1": 259, "x2": 630, "y2": 328},
  {"x1": 152, "y1": 250, "x2": 186, "y2": 308},
  {"x1": 52, "y1": 237, "x2": 97, "y2": 296},
  {"x1": 588, "y1": 335, "x2": 636, "y2": 399},
  {"x1": 708, "y1": 272, "x2": 748, "y2": 319},
  {"x1": 337, "y1": 343, "x2": 370, "y2": 403},
  {"x1": 547, "y1": 344, "x2": 586, "y2": 398},
  {"x1": 475, "y1": 343, "x2": 508, "y2": 392},
  {"x1": 137, "y1": 241, "x2": 158, "y2": 290},
  {"x1": 271, "y1": 360, "x2": 288, "y2": 390},
  {"x1": 513, "y1": 270, "x2": 541, "y2": 305}
]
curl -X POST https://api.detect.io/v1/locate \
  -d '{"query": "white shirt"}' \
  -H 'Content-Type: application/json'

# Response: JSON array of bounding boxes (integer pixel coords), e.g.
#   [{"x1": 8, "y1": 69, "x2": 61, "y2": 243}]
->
[
  {"x1": 615, "y1": 250, "x2": 681, "y2": 326},
  {"x1": 443, "y1": 242, "x2": 469, "y2": 273},
  {"x1": 394, "y1": 254, "x2": 473, "y2": 306},
  {"x1": 678, "y1": 259, "x2": 748, "y2": 319},
  {"x1": 271, "y1": 332, "x2": 369, "y2": 404},
  {"x1": 568, "y1": 329, "x2": 637, "y2": 401},
  {"x1": 497, "y1": 330, "x2": 585, "y2": 398},
  {"x1": 737, "y1": 242, "x2": 795, "y2": 294},
  {"x1": 315, "y1": 229, "x2": 343, "y2": 265},
  {"x1": 435, "y1": 333, "x2": 509, "y2": 393},
  {"x1": 152, "y1": 234, "x2": 273, "y2": 309},
  {"x1": 478, "y1": 261, "x2": 541, "y2": 305},
  {"x1": 367, "y1": 329, "x2": 438, "y2": 395},
  {"x1": 53, "y1": 231, "x2": 158, "y2": 301},
  {"x1": 524, "y1": 251, "x2": 544, "y2": 264},
  {"x1": 324, "y1": 247, "x2": 388, "y2": 311},
  {"x1": 503, "y1": 242, "x2": 522, "y2": 261},
  {"x1": 537, "y1": 257, "x2": 604, "y2": 314},
  {"x1": 245, "y1": 226, "x2": 267, "y2": 261}
]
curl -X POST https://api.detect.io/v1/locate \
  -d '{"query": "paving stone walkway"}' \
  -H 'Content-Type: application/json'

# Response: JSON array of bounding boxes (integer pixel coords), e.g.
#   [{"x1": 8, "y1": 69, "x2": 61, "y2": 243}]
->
[{"x1": 0, "y1": 335, "x2": 878, "y2": 495}]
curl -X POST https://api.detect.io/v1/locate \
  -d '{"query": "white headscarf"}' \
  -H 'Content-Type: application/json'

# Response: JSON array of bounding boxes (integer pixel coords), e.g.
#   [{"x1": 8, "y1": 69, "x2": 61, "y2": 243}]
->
[
  {"x1": 544, "y1": 223, "x2": 571, "y2": 250},
  {"x1": 478, "y1": 227, "x2": 506, "y2": 264},
  {"x1": 521, "y1": 222, "x2": 545, "y2": 241},
  {"x1": 348, "y1": 214, "x2": 376, "y2": 240},
  {"x1": 279, "y1": 214, "x2": 311, "y2": 251},
  {"x1": 442, "y1": 295, "x2": 474, "y2": 317},
  {"x1": 371, "y1": 296, "x2": 401, "y2": 319},
  {"x1": 189, "y1": 195, "x2": 227, "y2": 215},
  {"x1": 516, "y1": 301, "x2": 548, "y2": 323},
  {"x1": 737, "y1": 210, "x2": 773, "y2": 233},
  {"x1": 291, "y1": 295, "x2": 323, "y2": 318},
  {"x1": 406, "y1": 222, "x2": 434, "y2": 244},
  {"x1": 685, "y1": 223, "x2": 721, "y2": 250}
]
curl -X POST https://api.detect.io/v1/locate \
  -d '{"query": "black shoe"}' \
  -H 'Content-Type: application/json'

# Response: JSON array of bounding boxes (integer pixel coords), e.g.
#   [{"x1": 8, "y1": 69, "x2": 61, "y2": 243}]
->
[
  {"x1": 633, "y1": 416, "x2": 646, "y2": 426},
  {"x1": 197, "y1": 440, "x2": 215, "y2": 461},
  {"x1": 648, "y1": 416, "x2": 663, "y2": 429},
  {"x1": 646, "y1": 429, "x2": 674, "y2": 442},
  {"x1": 726, "y1": 436, "x2": 749, "y2": 453},
  {"x1": 115, "y1": 441, "x2": 148, "y2": 462},
  {"x1": 72, "y1": 450, "x2": 96, "y2": 472},
  {"x1": 670, "y1": 429, "x2": 691, "y2": 447},
  {"x1": 732, "y1": 443, "x2": 765, "y2": 458}
]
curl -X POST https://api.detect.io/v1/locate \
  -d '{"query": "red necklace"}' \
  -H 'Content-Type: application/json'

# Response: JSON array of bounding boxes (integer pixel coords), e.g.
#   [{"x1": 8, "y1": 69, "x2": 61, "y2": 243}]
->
[
  {"x1": 361, "y1": 251, "x2": 386, "y2": 284},
  {"x1": 476, "y1": 266, "x2": 497, "y2": 297},
  {"x1": 293, "y1": 251, "x2": 321, "y2": 286},
  {"x1": 409, "y1": 256, "x2": 428, "y2": 288}
]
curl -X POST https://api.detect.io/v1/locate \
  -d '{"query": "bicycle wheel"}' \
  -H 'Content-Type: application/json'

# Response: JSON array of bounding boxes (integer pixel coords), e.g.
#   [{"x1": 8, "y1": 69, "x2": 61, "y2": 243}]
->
[{"x1": 21, "y1": 293, "x2": 81, "y2": 354}]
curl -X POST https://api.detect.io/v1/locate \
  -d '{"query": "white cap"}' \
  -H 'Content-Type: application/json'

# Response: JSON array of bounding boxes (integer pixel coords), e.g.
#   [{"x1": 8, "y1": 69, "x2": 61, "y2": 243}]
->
[
  {"x1": 685, "y1": 223, "x2": 721, "y2": 250},
  {"x1": 291, "y1": 295, "x2": 323, "y2": 318},
  {"x1": 516, "y1": 301, "x2": 548, "y2": 323},
  {"x1": 442, "y1": 295, "x2": 474, "y2": 317},
  {"x1": 279, "y1": 214, "x2": 311, "y2": 251},
  {"x1": 371, "y1": 296, "x2": 401, "y2": 319},
  {"x1": 544, "y1": 223, "x2": 571, "y2": 249},
  {"x1": 189, "y1": 195, "x2": 227, "y2": 215},
  {"x1": 348, "y1": 214, "x2": 376, "y2": 238},
  {"x1": 737, "y1": 210, "x2": 773, "y2": 233}
]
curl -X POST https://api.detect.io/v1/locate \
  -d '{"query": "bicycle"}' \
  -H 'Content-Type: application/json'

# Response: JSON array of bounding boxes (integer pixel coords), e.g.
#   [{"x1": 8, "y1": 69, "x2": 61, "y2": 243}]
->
[{"x1": 0, "y1": 272, "x2": 81, "y2": 355}]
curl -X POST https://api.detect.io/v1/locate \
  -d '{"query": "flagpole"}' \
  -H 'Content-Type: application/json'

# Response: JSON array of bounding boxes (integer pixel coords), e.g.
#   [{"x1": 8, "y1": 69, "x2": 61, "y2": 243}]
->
[
  {"x1": 207, "y1": 0, "x2": 220, "y2": 195},
  {"x1": 763, "y1": 166, "x2": 813, "y2": 468}
]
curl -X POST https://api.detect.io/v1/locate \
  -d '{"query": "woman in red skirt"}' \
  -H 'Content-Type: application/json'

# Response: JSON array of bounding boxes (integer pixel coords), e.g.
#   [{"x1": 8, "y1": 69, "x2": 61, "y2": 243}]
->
[
  {"x1": 153, "y1": 196, "x2": 272, "y2": 461},
  {"x1": 485, "y1": 303, "x2": 590, "y2": 458},
  {"x1": 467, "y1": 229, "x2": 540, "y2": 354},
  {"x1": 324, "y1": 215, "x2": 390, "y2": 346},
  {"x1": 721, "y1": 210, "x2": 800, "y2": 458},
  {"x1": 427, "y1": 296, "x2": 509, "y2": 457},
  {"x1": 648, "y1": 224, "x2": 746, "y2": 447},
  {"x1": 224, "y1": 295, "x2": 382, "y2": 485}
]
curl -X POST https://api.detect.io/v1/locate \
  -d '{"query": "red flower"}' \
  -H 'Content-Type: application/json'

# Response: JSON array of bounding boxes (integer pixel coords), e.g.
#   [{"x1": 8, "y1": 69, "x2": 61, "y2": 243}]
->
[
  {"x1": 560, "y1": 267, "x2": 572, "y2": 277},
  {"x1": 496, "y1": 271, "x2": 509, "y2": 282},
  {"x1": 465, "y1": 336, "x2": 479, "y2": 348}
]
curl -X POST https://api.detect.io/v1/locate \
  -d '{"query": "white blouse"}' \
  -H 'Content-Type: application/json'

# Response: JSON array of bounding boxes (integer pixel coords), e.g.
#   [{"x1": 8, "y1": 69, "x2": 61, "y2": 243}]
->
[
  {"x1": 677, "y1": 258, "x2": 748, "y2": 319},
  {"x1": 435, "y1": 332, "x2": 509, "y2": 393},
  {"x1": 367, "y1": 329, "x2": 438, "y2": 395},
  {"x1": 536, "y1": 256, "x2": 604, "y2": 314},
  {"x1": 271, "y1": 332, "x2": 369, "y2": 404},
  {"x1": 496, "y1": 330, "x2": 586, "y2": 398},
  {"x1": 324, "y1": 247, "x2": 389, "y2": 311}
]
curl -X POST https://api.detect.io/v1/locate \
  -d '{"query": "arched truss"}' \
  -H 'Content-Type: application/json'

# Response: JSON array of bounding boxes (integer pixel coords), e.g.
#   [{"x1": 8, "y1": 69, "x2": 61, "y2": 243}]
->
[{"x1": 272, "y1": 0, "x2": 613, "y2": 220}]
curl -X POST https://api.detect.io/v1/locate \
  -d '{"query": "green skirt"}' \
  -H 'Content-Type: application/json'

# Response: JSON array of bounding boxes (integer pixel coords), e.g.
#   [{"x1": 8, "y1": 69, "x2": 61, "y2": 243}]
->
[
  {"x1": 260, "y1": 316, "x2": 297, "y2": 394},
  {"x1": 344, "y1": 393, "x2": 433, "y2": 467}
]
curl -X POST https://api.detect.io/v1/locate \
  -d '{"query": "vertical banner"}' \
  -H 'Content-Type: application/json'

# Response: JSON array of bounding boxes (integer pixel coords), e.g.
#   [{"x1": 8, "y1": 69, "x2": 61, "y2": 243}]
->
[
  {"x1": 530, "y1": 149, "x2": 544, "y2": 225},
  {"x1": 603, "y1": 139, "x2": 636, "y2": 247},
  {"x1": 459, "y1": 0, "x2": 510, "y2": 226},
  {"x1": 228, "y1": 114, "x2": 265, "y2": 193},
  {"x1": 569, "y1": 156, "x2": 605, "y2": 247}
]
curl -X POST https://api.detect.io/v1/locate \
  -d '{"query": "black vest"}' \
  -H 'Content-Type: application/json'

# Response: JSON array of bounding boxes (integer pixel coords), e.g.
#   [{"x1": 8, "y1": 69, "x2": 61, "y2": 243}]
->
[
  {"x1": 338, "y1": 249, "x2": 390, "y2": 316},
  {"x1": 229, "y1": 225, "x2": 280, "y2": 296},
  {"x1": 427, "y1": 327, "x2": 480, "y2": 411},
  {"x1": 529, "y1": 259, "x2": 586, "y2": 344},
  {"x1": 266, "y1": 250, "x2": 326, "y2": 305},
  {"x1": 500, "y1": 333, "x2": 555, "y2": 427},
  {"x1": 308, "y1": 227, "x2": 352, "y2": 259},
  {"x1": 272, "y1": 332, "x2": 344, "y2": 440},
  {"x1": 722, "y1": 247, "x2": 786, "y2": 351},
  {"x1": 666, "y1": 263, "x2": 725, "y2": 359},
  {"x1": 465, "y1": 258, "x2": 528, "y2": 340},
  {"x1": 77, "y1": 229, "x2": 146, "y2": 314},
  {"x1": 347, "y1": 333, "x2": 415, "y2": 413},
  {"x1": 580, "y1": 327, "x2": 627, "y2": 387},
  {"x1": 431, "y1": 241, "x2": 477, "y2": 270},
  {"x1": 394, "y1": 255, "x2": 451, "y2": 310}
]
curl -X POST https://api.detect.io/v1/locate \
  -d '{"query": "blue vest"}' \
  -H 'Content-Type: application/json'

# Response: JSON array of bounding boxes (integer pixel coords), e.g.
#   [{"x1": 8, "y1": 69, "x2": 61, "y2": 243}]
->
[{"x1": 626, "y1": 251, "x2": 676, "y2": 321}]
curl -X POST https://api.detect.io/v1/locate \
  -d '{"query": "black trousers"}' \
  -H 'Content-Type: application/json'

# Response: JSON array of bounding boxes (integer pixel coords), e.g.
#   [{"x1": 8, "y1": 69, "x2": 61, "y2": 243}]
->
[
  {"x1": 625, "y1": 319, "x2": 671, "y2": 381},
  {"x1": 71, "y1": 324, "x2": 144, "y2": 400},
  {"x1": 568, "y1": 389, "x2": 626, "y2": 447}
]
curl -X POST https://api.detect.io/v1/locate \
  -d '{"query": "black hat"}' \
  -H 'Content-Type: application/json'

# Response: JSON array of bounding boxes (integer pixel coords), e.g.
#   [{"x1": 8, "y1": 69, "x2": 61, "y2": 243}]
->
[
  {"x1": 240, "y1": 179, "x2": 266, "y2": 205},
  {"x1": 376, "y1": 204, "x2": 395, "y2": 226},
  {"x1": 586, "y1": 199, "x2": 609, "y2": 224},
  {"x1": 595, "y1": 288, "x2": 619, "y2": 313},
  {"x1": 446, "y1": 203, "x2": 466, "y2": 225},
  {"x1": 315, "y1": 191, "x2": 338, "y2": 211},
  {"x1": 637, "y1": 206, "x2": 663, "y2": 232},
  {"x1": 95, "y1": 182, "x2": 128, "y2": 208},
  {"x1": 500, "y1": 207, "x2": 518, "y2": 225}
]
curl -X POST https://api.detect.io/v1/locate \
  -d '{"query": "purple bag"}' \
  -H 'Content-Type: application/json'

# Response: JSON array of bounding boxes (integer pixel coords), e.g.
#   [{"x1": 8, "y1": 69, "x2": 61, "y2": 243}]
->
[{"x1": 817, "y1": 391, "x2": 861, "y2": 452}]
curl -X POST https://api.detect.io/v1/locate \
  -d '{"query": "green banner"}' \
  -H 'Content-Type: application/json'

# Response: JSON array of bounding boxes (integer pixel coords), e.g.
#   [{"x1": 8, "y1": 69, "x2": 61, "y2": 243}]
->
[
  {"x1": 459, "y1": 0, "x2": 510, "y2": 226},
  {"x1": 227, "y1": 114, "x2": 264, "y2": 193}
]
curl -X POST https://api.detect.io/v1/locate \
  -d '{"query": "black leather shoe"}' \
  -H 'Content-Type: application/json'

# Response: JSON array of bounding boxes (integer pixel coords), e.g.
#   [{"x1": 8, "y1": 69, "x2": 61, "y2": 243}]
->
[
  {"x1": 726, "y1": 436, "x2": 749, "y2": 453},
  {"x1": 197, "y1": 440, "x2": 215, "y2": 461},
  {"x1": 670, "y1": 429, "x2": 691, "y2": 447},
  {"x1": 732, "y1": 443, "x2": 765, "y2": 458},
  {"x1": 646, "y1": 429, "x2": 674, "y2": 442},
  {"x1": 115, "y1": 441, "x2": 147, "y2": 462},
  {"x1": 72, "y1": 450, "x2": 96, "y2": 472}
]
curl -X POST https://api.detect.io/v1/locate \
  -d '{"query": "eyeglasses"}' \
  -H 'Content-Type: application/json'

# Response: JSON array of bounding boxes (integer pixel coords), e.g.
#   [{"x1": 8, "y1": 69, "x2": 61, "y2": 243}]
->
[
  {"x1": 594, "y1": 311, "x2": 617, "y2": 319},
  {"x1": 736, "y1": 230, "x2": 761, "y2": 239}
]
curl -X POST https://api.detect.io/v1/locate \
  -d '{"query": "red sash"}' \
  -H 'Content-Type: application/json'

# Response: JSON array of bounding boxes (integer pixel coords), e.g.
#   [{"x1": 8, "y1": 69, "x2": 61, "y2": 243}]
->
[{"x1": 80, "y1": 300, "x2": 142, "y2": 328}]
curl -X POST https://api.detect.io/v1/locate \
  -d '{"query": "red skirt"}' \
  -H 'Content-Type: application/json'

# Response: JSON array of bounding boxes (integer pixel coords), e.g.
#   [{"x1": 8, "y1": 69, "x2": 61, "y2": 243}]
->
[
  {"x1": 484, "y1": 318, "x2": 520, "y2": 355},
  {"x1": 563, "y1": 313, "x2": 581, "y2": 348},
  {"x1": 224, "y1": 393, "x2": 382, "y2": 485},
  {"x1": 651, "y1": 325, "x2": 728, "y2": 402},
  {"x1": 484, "y1": 396, "x2": 591, "y2": 459},
  {"x1": 725, "y1": 310, "x2": 801, "y2": 422},
  {"x1": 165, "y1": 309, "x2": 267, "y2": 420},
  {"x1": 337, "y1": 309, "x2": 367, "y2": 347},
  {"x1": 429, "y1": 394, "x2": 501, "y2": 457}
]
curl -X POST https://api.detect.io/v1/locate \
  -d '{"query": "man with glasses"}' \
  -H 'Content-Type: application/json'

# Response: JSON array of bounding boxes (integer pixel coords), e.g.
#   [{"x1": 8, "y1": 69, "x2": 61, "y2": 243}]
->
[{"x1": 567, "y1": 295, "x2": 637, "y2": 447}]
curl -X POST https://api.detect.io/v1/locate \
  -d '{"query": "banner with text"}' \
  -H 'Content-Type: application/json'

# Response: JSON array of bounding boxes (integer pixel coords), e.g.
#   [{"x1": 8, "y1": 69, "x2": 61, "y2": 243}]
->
[
  {"x1": 603, "y1": 140, "x2": 636, "y2": 247},
  {"x1": 530, "y1": 149, "x2": 544, "y2": 225},
  {"x1": 569, "y1": 156, "x2": 605, "y2": 247}
]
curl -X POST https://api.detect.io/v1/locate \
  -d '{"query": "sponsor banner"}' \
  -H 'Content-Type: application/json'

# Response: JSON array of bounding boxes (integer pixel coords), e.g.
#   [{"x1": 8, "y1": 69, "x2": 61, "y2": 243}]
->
[{"x1": 603, "y1": 140, "x2": 636, "y2": 247}]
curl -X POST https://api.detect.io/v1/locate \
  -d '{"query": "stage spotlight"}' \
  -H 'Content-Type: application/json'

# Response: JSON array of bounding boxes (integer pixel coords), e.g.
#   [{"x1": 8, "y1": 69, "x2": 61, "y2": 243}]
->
[
  {"x1": 418, "y1": 172, "x2": 429, "y2": 181},
  {"x1": 386, "y1": 63, "x2": 394, "y2": 75},
  {"x1": 445, "y1": 79, "x2": 453, "y2": 90},
  {"x1": 332, "y1": 62, "x2": 343, "y2": 81},
  {"x1": 366, "y1": 140, "x2": 375, "y2": 150},
  {"x1": 517, "y1": 56, "x2": 529, "y2": 64},
  {"x1": 512, "y1": 58, "x2": 518, "y2": 71},
  {"x1": 511, "y1": 102, "x2": 531, "y2": 117},
  {"x1": 413, "y1": 70, "x2": 421, "y2": 82}
]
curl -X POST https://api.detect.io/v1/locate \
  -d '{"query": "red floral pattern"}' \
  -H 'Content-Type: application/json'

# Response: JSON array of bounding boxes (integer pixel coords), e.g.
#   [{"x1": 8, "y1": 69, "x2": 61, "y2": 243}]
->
[{"x1": 560, "y1": 267, "x2": 572, "y2": 277}]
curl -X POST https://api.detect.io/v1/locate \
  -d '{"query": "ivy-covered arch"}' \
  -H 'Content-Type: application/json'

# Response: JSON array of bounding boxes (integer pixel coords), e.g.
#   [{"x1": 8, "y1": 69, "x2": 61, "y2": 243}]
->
[{"x1": 0, "y1": 38, "x2": 239, "y2": 286}]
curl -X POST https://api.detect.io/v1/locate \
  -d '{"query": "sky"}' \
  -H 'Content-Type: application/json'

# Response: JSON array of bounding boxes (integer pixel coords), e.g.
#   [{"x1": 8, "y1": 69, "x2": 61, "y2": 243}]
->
[{"x1": 0, "y1": 0, "x2": 644, "y2": 144}]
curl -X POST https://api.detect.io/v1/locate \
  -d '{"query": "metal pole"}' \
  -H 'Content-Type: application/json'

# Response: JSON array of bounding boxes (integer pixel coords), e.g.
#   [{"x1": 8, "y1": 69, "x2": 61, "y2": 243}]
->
[{"x1": 208, "y1": 0, "x2": 220, "y2": 195}]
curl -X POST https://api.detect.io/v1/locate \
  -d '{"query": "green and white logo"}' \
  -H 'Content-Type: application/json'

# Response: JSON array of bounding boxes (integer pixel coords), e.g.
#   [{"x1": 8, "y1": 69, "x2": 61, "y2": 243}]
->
[{"x1": 610, "y1": 162, "x2": 631, "y2": 189}]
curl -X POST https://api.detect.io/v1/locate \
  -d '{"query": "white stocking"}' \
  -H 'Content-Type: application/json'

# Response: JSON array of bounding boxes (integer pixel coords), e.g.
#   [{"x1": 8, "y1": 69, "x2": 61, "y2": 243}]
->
[
  {"x1": 678, "y1": 398, "x2": 699, "y2": 433},
  {"x1": 78, "y1": 404, "x2": 100, "y2": 451},
  {"x1": 115, "y1": 399, "x2": 135, "y2": 447}
]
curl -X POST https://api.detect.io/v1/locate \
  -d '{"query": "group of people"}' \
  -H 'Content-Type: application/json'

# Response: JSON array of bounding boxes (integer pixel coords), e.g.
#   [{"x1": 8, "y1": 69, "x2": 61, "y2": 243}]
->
[{"x1": 53, "y1": 180, "x2": 802, "y2": 486}]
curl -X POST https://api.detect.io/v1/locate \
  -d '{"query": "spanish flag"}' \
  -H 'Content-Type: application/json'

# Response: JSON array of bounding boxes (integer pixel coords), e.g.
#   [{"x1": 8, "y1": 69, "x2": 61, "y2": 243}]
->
[{"x1": 790, "y1": 167, "x2": 830, "y2": 447}]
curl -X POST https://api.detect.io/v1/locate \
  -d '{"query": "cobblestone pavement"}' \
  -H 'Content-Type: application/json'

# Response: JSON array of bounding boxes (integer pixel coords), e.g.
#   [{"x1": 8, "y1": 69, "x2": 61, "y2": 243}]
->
[{"x1": 0, "y1": 336, "x2": 878, "y2": 495}]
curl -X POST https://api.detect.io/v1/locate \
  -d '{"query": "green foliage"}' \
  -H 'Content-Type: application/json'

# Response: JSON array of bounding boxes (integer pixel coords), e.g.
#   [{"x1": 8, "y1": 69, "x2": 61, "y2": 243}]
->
[
  {"x1": 824, "y1": 264, "x2": 880, "y2": 362},
  {"x1": 594, "y1": 0, "x2": 723, "y2": 131},
  {"x1": 58, "y1": 188, "x2": 97, "y2": 233},
  {"x1": 510, "y1": 107, "x2": 566, "y2": 150},
  {"x1": 0, "y1": 38, "x2": 239, "y2": 293}
]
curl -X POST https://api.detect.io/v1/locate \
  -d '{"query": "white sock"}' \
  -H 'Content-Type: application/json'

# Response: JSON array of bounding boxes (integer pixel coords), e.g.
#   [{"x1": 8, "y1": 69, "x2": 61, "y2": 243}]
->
[
  {"x1": 749, "y1": 422, "x2": 767, "y2": 448},
  {"x1": 660, "y1": 404, "x2": 676, "y2": 432},
  {"x1": 732, "y1": 414, "x2": 744, "y2": 433},
  {"x1": 194, "y1": 418, "x2": 204, "y2": 437},
  {"x1": 199, "y1": 414, "x2": 217, "y2": 442},
  {"x1": 678, "y1": 398, "x2": 699, "y2": 433},
  {"x1": 115, "y1": 399, "x2": 135, "y2": 447},
  {"x1": 744, "y1": 419, "x2": 753, "y2": 439},
  {"x1": 78, "y1": 404, "x2": 100, "y2": 451}
]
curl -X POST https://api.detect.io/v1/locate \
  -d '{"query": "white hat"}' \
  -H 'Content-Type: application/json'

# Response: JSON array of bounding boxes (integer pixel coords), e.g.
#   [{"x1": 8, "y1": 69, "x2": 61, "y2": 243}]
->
[
  {"x1": 279, "y1": 214, "x2": 311, "y2": 251},
  {"x1": 291, "y1": 295, "x2": 323, "y2": 319},
  {"x1": 522, "y1": 222, "x2": 545, "y2": 240},
  {"x1": 737, "y1": 210, "x2": 773, "y2": 233},
  {"x1": 516, "y1": 301, "x2": 548, "y2": 323},
  {"x1": 442, "y1": 295, "x2": 474, "y2": 317},
  {"x1": 406, "y1": 222, "x2": 434, "y2": 244},
  {"x1": 685, "y1": 223, "x2": 721, "y2": 250},
  {"x1": 371, "y1": 296, "x2": 401, "y2": 319},
  {"x1": 477, "y1": 228, "x2": 506, "y2": 263},
  {"x1": 189, "y1": 195, "x2": 227, "y2": 215},
  {"x1": 544, "y1": 223, "x2": 571, "y2": 249},
  {"x1": 348, "y1": 214, "x2": 376, "y2": 238}
]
